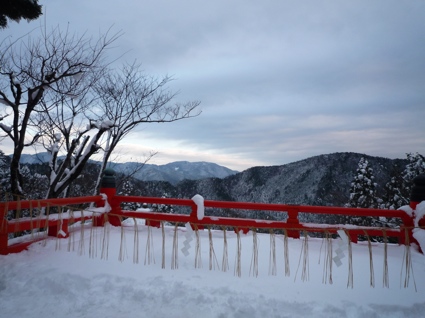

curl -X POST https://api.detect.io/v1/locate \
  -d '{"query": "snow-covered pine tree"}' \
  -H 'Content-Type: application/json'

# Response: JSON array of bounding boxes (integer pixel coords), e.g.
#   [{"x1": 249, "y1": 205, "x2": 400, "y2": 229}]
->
[
  {"x1": 151, "y1": 195, "x2": 174, "y2": 213},
  {"x1": 401, "y1": 152, "x2": 425, "y2": 200},
  {"x1": 119, "y1": 179, "x2": 141, "y2": 211},
  {"x1": 121, "y1": 179, "x2": 134, "y2": 195},
  {"x1": 371, "y1": 152, "x2": 424, "y2": 212},
  {"x1": 347, "y1": 157, "x2": 379, "y2": 209},
  {"x1": 345, "y1": 157, "x2": 382, "y2": 231},
  {"x1": 119, "y1": 177, "x2": 143, "y2": 211},
  {"x1": 378, "y1": 153, "x2": 425, "y2": 238},
  {"x1": 381, "y1": 172, "x2": 407, "y2": 210},
  {"x1": 380, "y1": 173, "x2": 405, "y2": 232}
]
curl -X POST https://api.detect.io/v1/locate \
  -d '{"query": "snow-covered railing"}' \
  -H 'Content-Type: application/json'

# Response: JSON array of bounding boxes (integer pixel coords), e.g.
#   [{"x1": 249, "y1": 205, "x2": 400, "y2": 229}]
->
[
  {"x1": 1, "y1": 170, "x2": 425, "y2": 255},
  {"x1": 112, "y1": 195, "x2": 415, "y2": 242},
  {"x1": 0, "y1": 195, "x2": 105, "y2": 254}
]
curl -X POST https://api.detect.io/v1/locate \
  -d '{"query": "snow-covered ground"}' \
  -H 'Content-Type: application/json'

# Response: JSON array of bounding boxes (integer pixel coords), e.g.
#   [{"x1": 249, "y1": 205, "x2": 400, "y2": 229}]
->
[{"x1": 1, "y1": 221, "x2": 424, "y2": 318}]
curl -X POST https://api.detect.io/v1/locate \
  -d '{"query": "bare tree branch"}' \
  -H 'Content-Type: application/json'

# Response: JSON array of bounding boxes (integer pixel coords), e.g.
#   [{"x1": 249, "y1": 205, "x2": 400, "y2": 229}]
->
[
  {"x1": 0, "y1": 26, "x2": 121, "y2": 198},
  {"x1": 1, "y1": 27, "x2": 200, "y2": 200},
  {"x1": 90, "y1": 61, "x2": 201, "y2": 193}
]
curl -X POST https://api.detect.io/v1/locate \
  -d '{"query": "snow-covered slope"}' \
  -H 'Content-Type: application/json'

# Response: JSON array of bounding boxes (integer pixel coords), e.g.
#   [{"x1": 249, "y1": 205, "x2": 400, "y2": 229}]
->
[
  {"x1": 17, "y1": 153, "x2": 239, "y2": 185},
  {"x1": 0, "y1": 223, "x2": 424, "y2": 317},
  {"x1": 172, "y1": 152, "x2": 406, "y2": 207},
  {"x1": 114, "y1": 160, "x2": 239, "y2": 185}
]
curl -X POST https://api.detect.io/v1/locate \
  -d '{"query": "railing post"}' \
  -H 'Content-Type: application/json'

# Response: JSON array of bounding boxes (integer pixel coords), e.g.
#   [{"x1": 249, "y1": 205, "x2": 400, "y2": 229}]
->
[
  {"x1": 286, "y1": 207, "x2": 300, "y2": 239},
  {"x1": 98, "y1": 169, "x2": 121, "y2": 227},
  {"x1": 404, "y1": 174, "x2": 425, "y2": 251},
  {"x1": 0, "y1": 206, "x2": 8, "y2": 254},
  {"x1": 0, "y1": 224, "x2": 8, "y2": 255},
  {"x1": 189, "y1": 202, "x2": 204, "y2": 230},
  {"x1": 47, "y1": 219, "x2": 69, "y2": 238},
  {"x1": 148, "y1": 202, "x2": 161, "y2": 228}
]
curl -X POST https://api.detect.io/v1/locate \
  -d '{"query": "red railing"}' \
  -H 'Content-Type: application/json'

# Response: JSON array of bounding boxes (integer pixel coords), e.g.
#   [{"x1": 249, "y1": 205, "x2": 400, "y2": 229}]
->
[
  {"x1": 114, "y1": 195, "x2": 414, "y2": 242},
  {"x1": 1, "y1": 195, "x2": 104, "y2": 254},
  {"x1": 0, "y1": 190, "x2": 421, "y2": 255},
  {"x1": 1, "y1": 171, "x2": 424, "y2": 255}
]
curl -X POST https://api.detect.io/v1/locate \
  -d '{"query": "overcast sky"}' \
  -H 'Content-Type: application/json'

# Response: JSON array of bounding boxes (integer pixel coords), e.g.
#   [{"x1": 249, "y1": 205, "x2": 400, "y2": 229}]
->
[{"x1": 3, "y1": 0, "x2": 425, "y2": 171}]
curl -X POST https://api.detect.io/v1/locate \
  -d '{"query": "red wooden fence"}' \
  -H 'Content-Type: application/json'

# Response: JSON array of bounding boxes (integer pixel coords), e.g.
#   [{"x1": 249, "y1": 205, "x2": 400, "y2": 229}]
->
[{"x1": 1, "y1": 171, "x2": 424, "y2": 255}]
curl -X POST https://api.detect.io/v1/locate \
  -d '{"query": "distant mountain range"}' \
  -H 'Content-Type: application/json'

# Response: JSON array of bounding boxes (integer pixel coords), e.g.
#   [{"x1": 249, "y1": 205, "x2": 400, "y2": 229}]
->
[
  {"x1": 109, "y1": 161, "x2": 239, "y2": 185},
  {"x1": 15, "y1": 152, "x2": 410, "y2": 209},
  {"x1": 137, "y1": 152, "x2": 408, "y2": 208},
  {"x1": 17, "y1": 153, "x2": 239, "y2": 185}
]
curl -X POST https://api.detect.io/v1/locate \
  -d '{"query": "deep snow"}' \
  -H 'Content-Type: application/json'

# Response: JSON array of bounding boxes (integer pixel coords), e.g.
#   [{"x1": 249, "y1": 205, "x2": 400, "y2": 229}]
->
[{"x1": 1, "y1": 220, "x2": 424, "y2": 318}]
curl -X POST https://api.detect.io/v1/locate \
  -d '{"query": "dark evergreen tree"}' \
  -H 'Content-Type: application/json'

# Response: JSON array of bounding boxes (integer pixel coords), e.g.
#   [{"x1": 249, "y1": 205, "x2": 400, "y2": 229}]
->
[
  {"x1": 20, "y1": 164, "x2": 48, "y2": 199},
  {"x1": 401, "y1": 153, "x2": 425, "y2": 200},
  {"x1": 0, "y1": 149, "x2": 11, "y2": 200},
  {"x1": 119, "y1": 179, "x2": 141, "y2": 211},
  {"x1": 380, "y1": 152, "x2": 424, "y2": 212},
  {"x1": 381, "y1": 164, "x2": 407, "y2": 210},
  {"x1": 150, "y1": 196, "x2": 174, "y2": 214},
  {"x1": 343, "y1": 157, "x2": 385, "y2": 236},
  {"x1": 376, "y1": 154, "x2": 425, "y2": 242},
  {"x1": 380, "y1": 172, "x2": 405, "y2": 233},
  {"x1": 0, "y1": 0, "x2": 42, "y2": 28},
  {"x1": 346, "y1": 157, "x2": 379, "y2": 209}
]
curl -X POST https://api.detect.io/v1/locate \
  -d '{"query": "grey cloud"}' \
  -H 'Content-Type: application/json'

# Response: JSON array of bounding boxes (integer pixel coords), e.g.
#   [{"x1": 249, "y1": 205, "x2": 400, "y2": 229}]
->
[{"x1": 4, "y1": 0, "x2": 425, "y2": 170}]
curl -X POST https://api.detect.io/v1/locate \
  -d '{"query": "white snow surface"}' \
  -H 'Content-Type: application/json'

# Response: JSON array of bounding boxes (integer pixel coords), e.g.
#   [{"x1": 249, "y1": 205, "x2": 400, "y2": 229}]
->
[
  {"x1": 100, "y1": 120, "x2": 115, "y2": 129},
  {"x1": 414, "y1": 201, "x2": 425, "y2": 224},
  {"x1": 0, "y1": 224, "x2": 424, "y2": 318},
  {"x1": 412, "y1": 202, "x2": 425, "y2": 251},
  {"x1": 399, "y1": 205, "x2": 413, "y2": 217}
]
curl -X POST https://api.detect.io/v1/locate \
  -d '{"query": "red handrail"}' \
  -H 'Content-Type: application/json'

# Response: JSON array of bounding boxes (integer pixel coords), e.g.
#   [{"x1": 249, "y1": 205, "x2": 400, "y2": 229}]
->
[
  {"x1": 0, "y1": 195, "x2": 104, "y2": 254},
  {"x1": 0, "y1": 179, "x2": 421, "y2": 255},
  {"x1": 2, "y1": 195, "x2": 104, "y2": 211},
  {"x1": 113, "y1": 196, "x2": 412, "y2": 242}
]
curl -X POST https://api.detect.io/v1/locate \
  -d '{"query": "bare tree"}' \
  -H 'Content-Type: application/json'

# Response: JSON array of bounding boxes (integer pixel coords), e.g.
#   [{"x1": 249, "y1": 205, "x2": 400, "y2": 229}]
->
[
  {"x1": 1, "y1": 28, "x2": 200, "y2": 200},
  {"x1": 91, "y1": 62, "x2": 201, "y2": 194},
  {"x1": 106, "y1": 150, "x2": 158, "y2": 191},
  {"x1": 0, "y1": 26, "x2": 120, "y2": 198},
  {"x1": 30, "y1": 67, "x2": 110, "y2": 198},
  {"x1": 35, "y1": 61, "x2": 200, "y2": 198}
]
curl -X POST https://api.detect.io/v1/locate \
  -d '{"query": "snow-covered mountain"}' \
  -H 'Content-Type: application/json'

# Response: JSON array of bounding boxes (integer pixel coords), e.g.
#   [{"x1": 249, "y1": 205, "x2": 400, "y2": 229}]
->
[
  {"x1": 18, "y1": 152, "x2": 53, "y2": 164},
  {"x1": 141, "y1": 152, "x2": 407, "y2": 207},
  {"x1": 16, "y1": 153, "x2": 239, "y2": 184},
  {"x1": 111, "y1": 161, "x2": 239, "y2": 185},
  {"x1": 15, "y1": 152, "x2": 408, "y2": 208}
]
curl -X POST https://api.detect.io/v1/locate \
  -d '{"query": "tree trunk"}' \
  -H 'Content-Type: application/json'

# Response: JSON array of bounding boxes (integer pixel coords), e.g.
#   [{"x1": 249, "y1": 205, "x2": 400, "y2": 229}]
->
[{"x1": 9, "y1": 152, "x2": 24, "y2": 218}]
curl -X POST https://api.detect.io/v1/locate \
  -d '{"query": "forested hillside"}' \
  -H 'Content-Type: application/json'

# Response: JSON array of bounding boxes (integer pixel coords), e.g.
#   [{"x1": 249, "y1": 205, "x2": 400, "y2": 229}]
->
[
  {"x1": 127, "y1": 152, "x2": 407, "y2": 208},
  {"x1": 0, "y1": 151, "x2": 414, "y2": 209},
  {"x1": 127, "y1": 152, "x2": 415, "y2": 224}
]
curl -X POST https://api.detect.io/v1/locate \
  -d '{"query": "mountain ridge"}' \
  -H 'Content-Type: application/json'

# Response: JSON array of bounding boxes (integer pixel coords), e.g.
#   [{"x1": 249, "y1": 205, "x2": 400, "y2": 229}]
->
[
  {"x1": 139, "y1": 152, "x2": 407, "y2": 207},
  {"x1": 110, "y1": 160, "x2": 239, "y2": 185},
  {"x1": 15, "y1": 153, "x2": 239, "y2": 185},
  {"x1": 9, "y1": 151, "x2": 411, "y2": 209}
]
